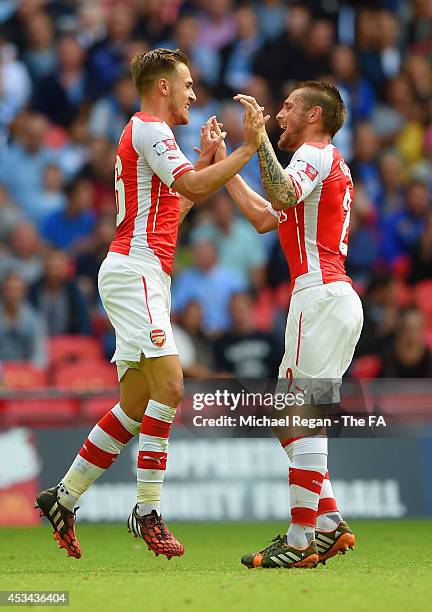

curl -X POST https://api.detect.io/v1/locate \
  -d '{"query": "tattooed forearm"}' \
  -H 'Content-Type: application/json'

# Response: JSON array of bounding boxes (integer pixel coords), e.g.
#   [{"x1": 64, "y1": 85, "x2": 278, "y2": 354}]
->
[{"x1": 257, "y1": 134, "x2": 298, "y2": 210}]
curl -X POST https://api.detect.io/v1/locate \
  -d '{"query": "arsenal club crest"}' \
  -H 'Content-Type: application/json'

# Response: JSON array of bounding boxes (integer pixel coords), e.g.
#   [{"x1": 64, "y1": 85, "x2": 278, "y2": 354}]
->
[{"x1": 150, "y1": 329, "x2": 166, "y2": 348}]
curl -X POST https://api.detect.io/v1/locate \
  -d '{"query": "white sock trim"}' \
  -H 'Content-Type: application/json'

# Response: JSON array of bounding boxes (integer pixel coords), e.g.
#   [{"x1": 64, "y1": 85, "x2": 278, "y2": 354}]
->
[
  {"x1": 113, "y1": 403, "x2": 141, "y2": 435},
  {"x1": 292, "y1": 436, "x2": 328, "y2": 455},
  {"x1": 138, "y1": 434, "x2": 169, "y2": 453},
  {"x1": 145, "y1": 399, "x2": 176, "y2": 423}
]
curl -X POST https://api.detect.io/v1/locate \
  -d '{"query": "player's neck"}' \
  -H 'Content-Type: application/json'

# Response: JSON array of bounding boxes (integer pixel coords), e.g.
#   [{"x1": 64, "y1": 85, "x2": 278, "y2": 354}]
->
[
  {"x1": 302, "y1": 130, "x2": 332, "y2": 147},
  {"x1": 139, "y1": 97, "x2": 174, "y2": 127}
]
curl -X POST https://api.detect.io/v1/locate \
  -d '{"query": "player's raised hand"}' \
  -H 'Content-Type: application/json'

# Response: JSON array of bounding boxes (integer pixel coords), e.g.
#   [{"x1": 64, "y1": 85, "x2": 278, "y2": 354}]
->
[
  {"x1": 193, "y1": 116, "x2": 226, "y2": 168},
  {"x1": 235, "y1": 94, "x2": 270, "y2": 151},
  {"x1": 211, "y1": 116, "x2": 227, "y2": 163}
]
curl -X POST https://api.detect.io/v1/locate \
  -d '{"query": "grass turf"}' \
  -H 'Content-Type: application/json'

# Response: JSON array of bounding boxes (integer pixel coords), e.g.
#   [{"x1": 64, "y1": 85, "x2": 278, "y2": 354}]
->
[{"x1": 0, "y1": 521, "x2": 431, "y2": 612}]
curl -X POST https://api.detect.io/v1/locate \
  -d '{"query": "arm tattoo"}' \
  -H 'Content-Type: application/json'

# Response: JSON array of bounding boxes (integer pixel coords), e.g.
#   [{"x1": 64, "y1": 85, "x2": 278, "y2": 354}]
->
[{"x1": 257, "y1": 134, "x2": 298, "y2": 210}]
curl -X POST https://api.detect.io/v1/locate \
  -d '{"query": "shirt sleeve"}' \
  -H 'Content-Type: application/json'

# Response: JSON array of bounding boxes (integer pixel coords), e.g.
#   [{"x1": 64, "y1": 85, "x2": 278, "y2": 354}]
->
[
  {"x1": 132, "y1": 117, "x2": 195, "y2": 187},
  {"x1": 284, "y1": 144, "x2": 333, "y2": 204}
]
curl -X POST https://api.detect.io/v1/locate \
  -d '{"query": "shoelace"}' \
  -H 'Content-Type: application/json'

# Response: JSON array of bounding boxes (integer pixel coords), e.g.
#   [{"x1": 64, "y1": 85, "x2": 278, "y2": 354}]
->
[
  {"x1": 262, "y1": 534, "x2": 287, "y2": 555},
  {"x1": 149, "y1": 514, "x2": 171, "y2": 540}
]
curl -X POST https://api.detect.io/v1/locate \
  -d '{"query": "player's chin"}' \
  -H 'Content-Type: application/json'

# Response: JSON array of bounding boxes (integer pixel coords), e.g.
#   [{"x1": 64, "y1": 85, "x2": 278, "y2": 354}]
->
[
  {"x1": 179, "y1": 110, "x2": 190, "y2": 125},
  {"x1": 278, "y1": 136, "x2": 289, "y2": 151}
]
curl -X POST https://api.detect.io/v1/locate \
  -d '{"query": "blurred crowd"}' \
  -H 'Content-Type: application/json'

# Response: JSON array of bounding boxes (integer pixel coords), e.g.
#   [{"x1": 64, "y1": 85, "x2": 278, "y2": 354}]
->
[{"x1": 0, "y1": 0, "x2": 431, "y2": 385}]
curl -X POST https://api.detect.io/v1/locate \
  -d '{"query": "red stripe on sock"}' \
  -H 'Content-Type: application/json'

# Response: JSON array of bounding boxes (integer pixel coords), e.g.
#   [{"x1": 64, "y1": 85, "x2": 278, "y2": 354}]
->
[
  {"x1": 291, "y1": 507, "x2": 316, "y2": 527},
  {"x1": 141, "y1": 415, "x2": 171, "y2": 438},
  {"x1": 98, "y1": 410, "x2": 134, "y2": 445},
  {"x1": 137, "y1": 451, "x2": 167, "y2": 470},
  {"x1": 79, "y1": 438, "x2": 117, "y2": 469},
  {"x1": 280, "y1": 436, "x2": 302, "y2": 448},
  {"x1": 317, "y1": 497, "x2": 338, "y2": 516},
  {"x1": 289, "y1": 467, "x2": 324, "y2": 494}
]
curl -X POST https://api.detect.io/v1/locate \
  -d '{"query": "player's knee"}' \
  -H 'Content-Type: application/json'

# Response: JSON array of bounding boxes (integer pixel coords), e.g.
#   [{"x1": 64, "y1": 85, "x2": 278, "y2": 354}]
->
[{"x1": 156, "y1": 377, "x2": 184, "y2": 407}]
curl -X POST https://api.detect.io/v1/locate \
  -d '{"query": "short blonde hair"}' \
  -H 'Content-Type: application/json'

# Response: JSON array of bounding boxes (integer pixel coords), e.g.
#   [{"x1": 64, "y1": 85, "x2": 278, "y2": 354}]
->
[{"x1": 131, "y1": 48, "x2": 190, "y2": 96}]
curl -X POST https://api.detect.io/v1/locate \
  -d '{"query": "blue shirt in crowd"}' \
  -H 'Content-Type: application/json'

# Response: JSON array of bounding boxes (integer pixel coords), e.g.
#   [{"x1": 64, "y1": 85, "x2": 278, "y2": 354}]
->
[
  {"x1": 172, "y1": 265, "x2": 246, "y2": 334},
  {"x1": 41, "y1": 209, "x2": 96, "y2": 250}
]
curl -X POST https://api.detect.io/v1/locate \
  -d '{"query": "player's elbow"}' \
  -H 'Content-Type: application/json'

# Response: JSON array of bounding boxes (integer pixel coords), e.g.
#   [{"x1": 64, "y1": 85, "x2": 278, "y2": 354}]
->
[
  {"x1": 172, "y1": 173, "x2": 209, "y2": 202},
  {"x1": 256, "y1": 222, "x2": 270, "y2": 234}
]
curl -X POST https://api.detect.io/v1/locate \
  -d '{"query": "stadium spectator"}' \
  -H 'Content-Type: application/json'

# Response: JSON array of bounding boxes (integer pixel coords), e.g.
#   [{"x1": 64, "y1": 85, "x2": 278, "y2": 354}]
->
[
  {"x1": 34, "y1": 163, "x2": 66, "y2": 226},
  {"x1": 345, "y1": 184, "x2": 380, "y2": 284},
  {"x1": 29, "y1": 249, "x2": 91, "y2": 336},
  {"x1": 213, "y1": 292, "x2": 281, "y2": 377},
  {"x1": 376, "y1": 150, "x2": 406, "y2": 215},
  {"x1": 173, "y1": 300, "x2": 218, "y2": 378},
  {"x1": 0, "y1": 272, "x2": 47, "y2": 367},
  {"x1": 197, "y1": 0, "x2": 236, "y2": 50},
  {"x1": 218, "y1": 5, "x2": 264, "y2": 96},
  {"x1": 0, "y1": 221, "x2": 43, "y2": 285},
  {"x1": 159, "y1": 15, "x2": 220, "y2": 88},
  {"x1": 78, "y1": 137, "x2": 116, "y2": 215},
  {"x1": 358, "y1": 10, "x2": 402, "y2": 92},
  {"x1": 88, "y1": 6, "x2": 135, "y2": 97},
  {"x1": 0, "y1": 35, "x2": 32, "y2": 146},
  {"x1": 88, "y1": 72, "x2": 139, "y2": 143},
  {"x1": 254, "y1": 0, "x2": 288, "y2": 41},
  {"x1": 0, "y1": 112, "x2": 54, "y2": 220},
  {"x1": 380, "y1": 180, "x2": 429, "y2": 265},
  {"x1": 76, "y1": 3, "x2": 107, "y2": 51},
  {"x1": 331, "y1": 45, "x2": 376, "y2": 123},
  {"x1": 253, "y1": 2, "x2": 312, "y2": 96},
  {"x1": 32, "y1": 34, "x2": 90, "y2": 127},
  {"x1": 41, "y1": 177, "x2": 96, "y2": 253},
  {"x1": 22, "y1": 11, "x2": 56, "y2": 83},
  {"x1": 191, "y1": 191, "x2": 267, "y2": 284},
  {"x1": 356, "y1": 273, "x2": 399, "y2": 357},
  {"x1": 379, "y1": 307, "x2": 432, "y2": 377},
  {"x1": 56, "y1": 117, "x2": 91, "y2": 180},
  {"x1": 172, "y1": 238, "x2": 246, "y2": 335},
  {"x1": 351, "y1": 122, "x2": 382, "y2": 208},
  {"x1": 75, "y1": 216, "x2": 115, "y2": 304}
]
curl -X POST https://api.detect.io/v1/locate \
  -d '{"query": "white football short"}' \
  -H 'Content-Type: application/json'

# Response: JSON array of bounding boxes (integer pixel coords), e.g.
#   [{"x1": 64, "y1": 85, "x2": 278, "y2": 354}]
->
[
  {"x1": 278, "y1": 281, "x2": 363, "y2": 404},
  {"x1": 98, "y1": 252, "x2": 178, "y2": 381}
]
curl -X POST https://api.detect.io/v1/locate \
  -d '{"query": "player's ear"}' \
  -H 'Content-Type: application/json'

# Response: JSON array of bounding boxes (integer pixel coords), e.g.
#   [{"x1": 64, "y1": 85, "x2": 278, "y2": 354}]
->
[
  {"x1": 310, "y1": 105, "x2": 322, "y2": 124},
  {"x1": 158, "y1": 77, "x2": 169, "y2": 97}
]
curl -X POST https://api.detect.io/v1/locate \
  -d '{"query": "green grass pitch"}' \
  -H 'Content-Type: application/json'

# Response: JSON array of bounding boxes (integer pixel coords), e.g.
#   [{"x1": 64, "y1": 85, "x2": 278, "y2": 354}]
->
[{"x1": 1, "y1": 521, "x2": 431, "y2": 611}]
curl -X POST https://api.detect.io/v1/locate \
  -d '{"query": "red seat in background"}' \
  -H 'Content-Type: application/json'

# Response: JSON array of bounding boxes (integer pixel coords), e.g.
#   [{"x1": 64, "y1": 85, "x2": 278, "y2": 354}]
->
[
  {"x1": 351, "y1": 354, "x2": 382, "y2": 379},
  {"x1": 2, "y1": 363, "x2": 48, "y2": 390},
  {"x1": 49, "y1": 335, "x2": 104, "y2": 367},
  {"x1": 53, "y1": 360, "x2": 118, "y2": 392},
  {"x1": 2, "y1": 398, "x2": 78, "y2": 427},
  {"x1": 81, "y1": 394, "x2": 119, "y2": 420}
]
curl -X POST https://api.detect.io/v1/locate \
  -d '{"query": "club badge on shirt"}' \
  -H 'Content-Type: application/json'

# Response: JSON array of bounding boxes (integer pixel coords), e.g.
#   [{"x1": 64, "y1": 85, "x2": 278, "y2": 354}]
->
[
  {"x1": 292, "y1": 159, "x2": 319, "y2": 181},
  {"x1": 150, "y1": 329, "x2": 166, "y2": 348},
  {"x1": 153, "y1": 139, "x2": 178, "y2": 156}
]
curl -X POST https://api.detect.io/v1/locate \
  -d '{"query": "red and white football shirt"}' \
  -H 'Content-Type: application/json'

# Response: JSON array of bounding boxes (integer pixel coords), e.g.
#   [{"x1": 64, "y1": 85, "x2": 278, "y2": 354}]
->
[
  {"x1": 268, "y1": 142, "x2": 354, "y2": 293},
  {"x1": 109, "y1": 111, "x2": 195, "y2": 275}
]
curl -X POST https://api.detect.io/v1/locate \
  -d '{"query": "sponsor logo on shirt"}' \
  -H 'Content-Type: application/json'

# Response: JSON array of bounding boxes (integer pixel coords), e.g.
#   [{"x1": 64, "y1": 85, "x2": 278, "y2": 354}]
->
[
  {"x1": 153, "y1": 139, "x2": 178, "y2": 156},
  {"x1": 292, "y1": 159, "x2": 318, "y2": 181},
  {"x1": 150, "y1": 329, "x2": 166, "y2": 348}
]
